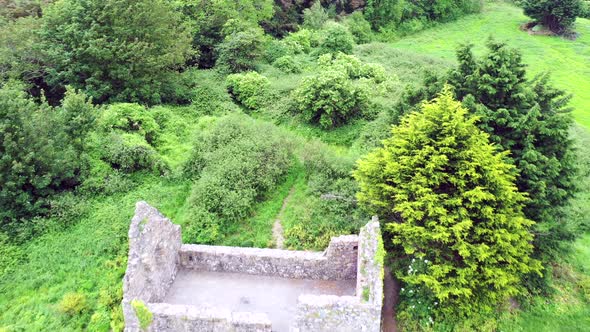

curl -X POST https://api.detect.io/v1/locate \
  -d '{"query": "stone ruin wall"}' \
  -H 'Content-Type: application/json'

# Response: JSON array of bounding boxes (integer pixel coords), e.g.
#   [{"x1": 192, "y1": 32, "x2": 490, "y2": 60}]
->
[
  {"x1": 122, "y1": 202, "x2": 384, "y2": 332},
  {"x1": 179, "y1": 234, "x2": 358, "y2": 280},
  {"x1": 122, "y1": 202, "x2": 181, "y2": 331},
  {"x1": 292, "y1": 219, "x2": 383, "y2": 332}
]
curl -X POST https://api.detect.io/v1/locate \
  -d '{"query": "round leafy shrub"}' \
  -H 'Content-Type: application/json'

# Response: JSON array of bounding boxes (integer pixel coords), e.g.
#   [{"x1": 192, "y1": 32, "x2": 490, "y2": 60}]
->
[
  {"x1": 272, "y1": 56, "x2": 302, "y2": 73},
  {"x1": 58, "y1": 292, "x2": 88, "y2": 316},
  {"x1": 216, "y1": 28, "x2": 264, "y2": 73},
  {"x1": 292, "y1": 69, "x2": 369, "y2": 129},
  {"x1": 283, "y1": 28, "x2": 316, "y2": 53},
  {"x1": 103, "y1": 133, "x2": 168, "y2": 175},
  {"x1": 318, "y1": 53, "x2": 386, "y2": 82},
  {"x1": 99, "y1": 103, "x2": 160, "y2": 145},
  {"x1": 264, "y1": 39, "x2": 291, "y2": 63},
  {"x1": 317, "y1": 22, "x2": 355, "y2": 55},
  {"x1": 226, "y1": 71, "x2": 270, "y2": 110},
  {"x1": 343, "y1": 11, "x2": 373, "y2": 44}
]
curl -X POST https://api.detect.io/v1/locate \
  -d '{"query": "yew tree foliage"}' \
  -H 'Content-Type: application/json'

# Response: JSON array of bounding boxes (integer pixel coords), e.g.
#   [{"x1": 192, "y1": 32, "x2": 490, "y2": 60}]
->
[
  {"x1": 354, "y1": 90, "x2": 541, "y2": 318},
  {"x1": 449, "y1": 41, "x2": 577, "y2": 261},
  {"x1": 40, "y1": 0, "x2": 192, "y2": 104},
  {"x1": 523, "y1": 0, "x2": 583, "y2": 33}
]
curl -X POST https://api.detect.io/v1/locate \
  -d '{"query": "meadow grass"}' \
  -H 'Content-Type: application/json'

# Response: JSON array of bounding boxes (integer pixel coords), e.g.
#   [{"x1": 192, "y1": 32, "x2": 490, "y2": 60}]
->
[
  {"x1": 0, "y1": 177, "x2": 192, "y2": 331},
  {"x1": 386, "y1": 1, "x2": 590, "y2": 128}
]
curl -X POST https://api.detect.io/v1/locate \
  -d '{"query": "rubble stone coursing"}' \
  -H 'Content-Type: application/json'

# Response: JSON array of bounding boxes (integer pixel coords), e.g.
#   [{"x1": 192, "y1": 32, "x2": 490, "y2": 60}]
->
[
  {"x1": 292, "y1": 220, "x2": 383, "y2": 332},
  {"x1": 146, "y1": 303, "x2": 272, "y2": 332},
  {"x1": 179, "y1": 234, "x2": 358, "y2": 280},
  {"x1": 122, "y1": 202, "x2": 384, "y2": 332},
  {"x1": 122, "y1": 202, "x2": 182, "y2": 331}
]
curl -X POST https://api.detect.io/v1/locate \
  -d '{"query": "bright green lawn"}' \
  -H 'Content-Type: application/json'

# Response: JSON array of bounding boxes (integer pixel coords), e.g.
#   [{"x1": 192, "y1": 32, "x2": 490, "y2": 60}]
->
[{"x1": 388, "y1": 1, "x2": 590, "y2": 128}]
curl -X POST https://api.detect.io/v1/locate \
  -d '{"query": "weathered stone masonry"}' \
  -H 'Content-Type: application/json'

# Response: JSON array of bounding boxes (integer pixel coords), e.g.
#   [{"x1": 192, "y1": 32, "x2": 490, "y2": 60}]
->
[{"x1": 122, "y1": 202, "x2": 384, "y2": 332}]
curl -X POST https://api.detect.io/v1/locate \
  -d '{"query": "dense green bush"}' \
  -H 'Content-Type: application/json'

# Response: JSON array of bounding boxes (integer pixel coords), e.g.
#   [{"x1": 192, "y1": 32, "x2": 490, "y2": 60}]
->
[
  {"x1": 364, "y1": 0, "x2": 481, "y2": 34},
  {"x1": 303, "y1": 1, "x2": 329, "y2": 30},
  {"x1": 0, "y1": 16, "x2": 44, "y2": 87},
  {"x1": 283, "y1": 29, "x2": 316, "y2": 53},
  {"x1": 404, "y1": 0, "x2": 482, "y2": 23},
  {"x1": 175, "y1": 0, "x2": 274, "y2": 68},
  {"x1": 226, "y1": 71, "x2": 270, "y2": 109},
  {"x1": 186, "y1": 69, "x2": 241, "y2": 115},
  {"x1": 343, "y1": 12, "x2": 373, "y2": 44},
  {"x1": 272, "y1": 55, "x2": 302, "y2": 73},
  {"x1": 216, "y1": 28, "x2": 264, "y2": 73},
  {"x1": 41, "y1": 0, "x2": 193, "y2": 104},
  {"x1": 292, "y1": 69, "x2": 369, "y2": 129},
  {"x1": 0, "y1": 84, "x2": 95, "y2": 232},
  {"x1": 99, "y1": 103, "x2": 160, "y2": 145},
  {"x1": 183, "y1": 115, "x2": 293, "y2": 243},
  {"x1": 103, "y1": 133, "x2": 168, "y2": 175},
  {"x1": 364, "y1": 0, "x2": 404, "y2": 30},
  {"x1": 318, "y1": 53, "x2": 386, "y2": 83},
  {"x1": 317, "y1": 22, "x2": 355, "y2": 55},
  {"x1": 523, "y1": 0, "x2": 583, "y2": 33},
  {"x1": 354, "y1": 89, "x2": 541, "y2": 323},
  {"x1": 58, "y1": 292, "x2": 89, "y2": 316},
  {"x1": 264, "y1": 39, "x2": 292, "y2": 63}
]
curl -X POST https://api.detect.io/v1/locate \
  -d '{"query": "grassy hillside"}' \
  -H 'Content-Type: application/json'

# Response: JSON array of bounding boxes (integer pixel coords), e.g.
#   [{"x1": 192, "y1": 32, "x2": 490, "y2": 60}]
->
[
  {"x1": 388, "y1": 1, "x2": 590, "y2": 128},
  {"x1": 0, "y1": 1, "x2": 588, "y2": 331}
]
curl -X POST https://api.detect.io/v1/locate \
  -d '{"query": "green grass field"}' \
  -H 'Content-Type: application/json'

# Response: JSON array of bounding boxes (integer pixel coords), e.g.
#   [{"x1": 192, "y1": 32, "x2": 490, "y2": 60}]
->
[{"x1": 388, "y1": 1, "x2": 590, "y2": 129}]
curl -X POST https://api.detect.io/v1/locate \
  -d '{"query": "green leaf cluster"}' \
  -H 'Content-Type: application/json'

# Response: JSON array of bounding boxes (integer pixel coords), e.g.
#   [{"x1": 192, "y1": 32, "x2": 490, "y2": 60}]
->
[
  {"x1": 0, "y1": 83, "x2": 95, "y2": 230},
  {"x1": 316, "y1": 22, "x2": 355, "y2": 55},
  {"x1": 176, "y1": 0, "x2": 273, "y2": 67},
  {"x1": 226, "y1": 71, "x2": 270, "y2": 109},
  {"x1": 292, "y1": 68, "x2": 369, "y2": 129},
  {"x1": 354, "y1": 89, "x2": 542, "y2": 318},
  {"x1": 216, "y1": 28, "x2": 265, "y2": 73}
]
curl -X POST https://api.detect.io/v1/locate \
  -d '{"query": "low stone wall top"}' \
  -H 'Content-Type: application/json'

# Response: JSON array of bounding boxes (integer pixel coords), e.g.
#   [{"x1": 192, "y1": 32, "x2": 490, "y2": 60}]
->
[
  {"x1": 291, "y1": 219, "x2": 384, "y2": 332},
  {"x1": 147, "y1": 303, "x2": 272, "y2": 332},
  {"x1": 292, "y1": 295, "x2": 381, "y2": 332},
  {"x1": 179, "y1": 235, "x2": 358, "y2": 280}
]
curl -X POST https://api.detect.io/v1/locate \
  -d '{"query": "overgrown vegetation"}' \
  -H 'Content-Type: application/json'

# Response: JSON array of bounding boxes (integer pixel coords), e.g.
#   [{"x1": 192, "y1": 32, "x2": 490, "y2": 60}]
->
[{"x1": 1, "y1": 1, "x2": 589, "y2": 331}]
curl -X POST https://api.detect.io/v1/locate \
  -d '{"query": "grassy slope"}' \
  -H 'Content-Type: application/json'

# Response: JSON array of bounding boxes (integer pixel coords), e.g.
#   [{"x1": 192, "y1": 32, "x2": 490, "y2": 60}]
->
[{"x1": 387, "y1": 1, "x2": 590, "y2": 129}]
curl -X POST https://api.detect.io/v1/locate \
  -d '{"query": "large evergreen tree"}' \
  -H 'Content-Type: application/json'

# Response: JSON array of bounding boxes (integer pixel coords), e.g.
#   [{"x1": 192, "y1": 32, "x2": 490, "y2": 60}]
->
[
  {"x1": 354, "y1": 89, "x2": 541, "y2": 318},
  {"x1": 449, "y1": 41, "x2": 578, "y2": 262}
]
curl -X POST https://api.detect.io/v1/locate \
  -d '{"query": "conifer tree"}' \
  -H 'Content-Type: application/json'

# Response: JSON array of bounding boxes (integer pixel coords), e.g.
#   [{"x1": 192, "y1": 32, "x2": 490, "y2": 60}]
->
[
  {"x1": 449, "y1": 41, "x2": 577, "y2": 261},
  {"x1": 354, "y1": 88, "x2": 541, "y2": 318}
]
